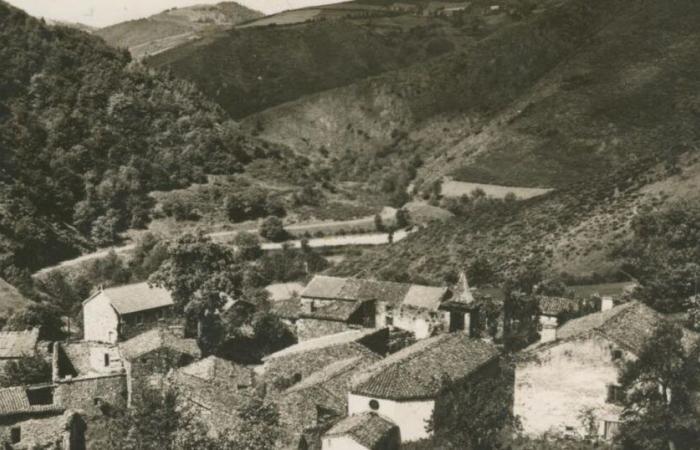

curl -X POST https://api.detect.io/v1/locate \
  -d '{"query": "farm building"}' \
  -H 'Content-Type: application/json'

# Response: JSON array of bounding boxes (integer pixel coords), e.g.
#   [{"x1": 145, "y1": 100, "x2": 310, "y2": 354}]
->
[
  {"x1": 82, "y1": 282, "x2": 175, "y2": 344},
  {"x1": 299, "y1": 275, "x2": 477, "y2": 341},
  {"x1": 514, "y1": 301, "x2": 700, "y2": 440},
  {"x1": 348, "y1": 333, "x2": 500, "y2": 442},
  {"x1": 321, "y1": 412, "x2": 400, "y2": 450},
  {"x1": 0, "y1": 385, "x2": 86, "y2": 449}
]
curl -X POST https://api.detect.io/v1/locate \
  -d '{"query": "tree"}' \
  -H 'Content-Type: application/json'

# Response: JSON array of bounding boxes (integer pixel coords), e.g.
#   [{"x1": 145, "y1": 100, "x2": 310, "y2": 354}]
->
[
  {"x1": 395, "y1": 208, "x2": 410, "y2": 229},
  {"x1": 426, "y1": 359, "x2": 517, "y2": 449},
  {"x1": 233, "y1": 232, "x2": 262, "y2": 261},
  {"x1": 467, "y1": 257, "x2": 496, "y2": 286},
  {"x1": 5, "y1": 303, "x2": 65, "y2": 341},
  {"x1": 91, "y1": 209, "x2": 121, "y2": 246},
  {"x1": 251, "y1": 312, "x2": 296, "y2": 358},
  {"x1": 616, "y1": 322, "x2": 700, "y2": 450},
  {"x1": 374, "y1": 214, "x2": 385, "y2": 232},
  {"x1": 223, "y1": 393, "x2": 282, "y2": 450},
  {"x1": 259, "y1": 216, "x2": 287, "y2": 242},
  {"x1": 0, "y1": 355, "x2": 51, "y2": 387}
]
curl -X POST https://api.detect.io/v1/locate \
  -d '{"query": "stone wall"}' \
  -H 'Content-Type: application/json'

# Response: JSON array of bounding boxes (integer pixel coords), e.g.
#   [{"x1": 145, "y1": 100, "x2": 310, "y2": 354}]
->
[
  {"x1": 55, "y1": 374, "x2": 127, "y2": 417},
  {"x1": 514, "y1": 335, "x2": 627, "y2": 438},
  {"x1": 296, "y1": 319, "x2": 353, "y2": 342},
  {"x1": 0, "y1": 411, "x2": 85, "y2": 450}
]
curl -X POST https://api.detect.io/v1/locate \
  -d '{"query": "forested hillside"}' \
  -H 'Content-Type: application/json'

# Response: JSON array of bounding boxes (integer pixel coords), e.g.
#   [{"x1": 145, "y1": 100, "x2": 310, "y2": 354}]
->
[{"x1": 0, "y1": 1, "x2": 294, "y2": 274}]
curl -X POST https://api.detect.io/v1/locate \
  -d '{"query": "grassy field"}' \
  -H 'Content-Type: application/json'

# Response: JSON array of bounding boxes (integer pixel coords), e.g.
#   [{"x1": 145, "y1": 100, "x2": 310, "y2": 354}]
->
[{"x1": 441, "y1": 178, "x2": 553, "y2": 200}]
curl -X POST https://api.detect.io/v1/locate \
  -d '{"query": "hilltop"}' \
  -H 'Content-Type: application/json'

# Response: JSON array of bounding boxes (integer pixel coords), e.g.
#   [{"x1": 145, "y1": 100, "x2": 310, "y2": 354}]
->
[
  {"x1": 96, "y1": 2, "x2": 263, "y2": 59},
  {"x1": 145, "y1": 0, "x2": 529, "y2": 119}
]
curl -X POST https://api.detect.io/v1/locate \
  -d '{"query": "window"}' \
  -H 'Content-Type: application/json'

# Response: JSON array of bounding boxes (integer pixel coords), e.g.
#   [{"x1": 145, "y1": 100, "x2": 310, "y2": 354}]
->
[
  {"x1": 385, "y1": 316, "x2": 394, "y2": 326},
  {"x1": 10, "y1": 427, "x2": 20, "y2": 444},
  {"x1": 369, "y1": 399, "x2": 380, "y2": 411},
  {"x1": 612, "y1": 349, "x2": 623, "y2": 360},
  {"x1": 607, "y1": 384, "x2": 624, "y2": 404},
  {"x1": 603, "y1": 420, "x2": 620, "y2": 440},
  {"x1": 104, "y1": 353, "x2": 110, "y2": 367}
]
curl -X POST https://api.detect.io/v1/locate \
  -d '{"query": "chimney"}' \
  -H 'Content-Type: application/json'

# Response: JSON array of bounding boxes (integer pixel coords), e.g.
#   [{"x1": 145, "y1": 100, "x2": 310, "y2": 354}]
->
[
  {"x1": 601, "y1": 296, "x2": 614, "y2": 312},
  {"x1": 540, "y1": 326, "x2": 557, "y2": 343}
]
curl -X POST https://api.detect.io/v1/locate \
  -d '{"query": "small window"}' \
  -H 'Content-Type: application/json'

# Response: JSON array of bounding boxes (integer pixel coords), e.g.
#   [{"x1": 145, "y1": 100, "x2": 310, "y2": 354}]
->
[
  {"x1": 612, "y1": 349, "x2": 623, "y2": 360},
  {"x1": 385, "y1": 316, "x2": 394, "y2": 326},
  {"x1": 10, "y1": 426, "x2": 20, "y2": 444},
  {"x1": 104, "y1": 353, "x2": 110, "y2": 367},
  {"x1": 607, "y1": 384, "x2": 624, "y2": 404},
  {"x1": 94, "y1": 397, "x2": 102, "y2": 406},
  {"x1": 603, "y1": 420, "x2": 620, "y2": 439},
  {"x1": 369, "y1": 399, "x2": 379, "y2": 410}
]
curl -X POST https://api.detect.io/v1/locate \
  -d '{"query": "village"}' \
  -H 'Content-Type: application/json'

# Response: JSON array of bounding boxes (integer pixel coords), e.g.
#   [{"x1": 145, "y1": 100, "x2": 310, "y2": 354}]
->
[{"x1": 0, "y1": 263, "x2": 696, "y2": 449}]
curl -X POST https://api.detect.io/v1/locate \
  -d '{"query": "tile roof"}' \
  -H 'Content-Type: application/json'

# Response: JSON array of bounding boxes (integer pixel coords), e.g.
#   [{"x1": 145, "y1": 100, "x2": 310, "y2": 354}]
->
[
  {"x1": 0, "y1": 386, "x2": 63, "y2": 417},
  {"x1": 286, "y1": 354, "x2": 380, "y2": 396},
  {"x1": 119, "y1": 328, "x2": 200, "y2": 360},
  {"x1": 179, "y1": 356, "x2": 253, "y2": 388},
  {"x1": 0, "y1": 328, "x2": 39, "y2": 359},
  {"x1": 537, "y1": 296, "x2": 579, "y2": 317},
  {"x1": 556, "y1": 301, "x2": 700, "y2": 355},
  {"x1": 301, "y1": 276, "x2": 448, "y2": 311},
  {"x1": 100, "y1": 282, "x2": 174, "y2": 315},
  {"x1": 263, "y1": 329, "x2": 380, "y2": 361},
  {"x1": 351, "y1": 333, "x2": 499, "y2": 400},
  {"x1": 325, "y1": 412, "x2": 398, "y2": 450}
]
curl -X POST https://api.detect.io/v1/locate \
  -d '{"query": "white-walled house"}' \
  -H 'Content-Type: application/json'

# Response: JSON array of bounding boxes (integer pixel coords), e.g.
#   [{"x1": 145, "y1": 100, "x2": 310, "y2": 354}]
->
[
  {"x1": 322, "y1": 412, "x2": 400, "y2": 450},
  {"x1": 348, "y1": 333, "x2": 500, "y2": 442},
  {"x1": 82, "y1": 282, "x2": 175, "y2": 344},
  {"x1": 514, "y1": 301, "x2": 700, "y2": 440}
]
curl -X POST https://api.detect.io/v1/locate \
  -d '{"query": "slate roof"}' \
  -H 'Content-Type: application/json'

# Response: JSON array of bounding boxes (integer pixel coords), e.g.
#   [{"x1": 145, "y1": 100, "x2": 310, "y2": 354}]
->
[
  {"x1": 179, "y1": 356, "x2": 254, "y2": 388},
  {"x1": 99, "y1": 282, "x2": 174, "y2": 315},
  {"x1": 0, "y1": 328, "x2": 39, "y2": 359},
  {"x1": 119, "y1": 328, "x2": 200, "y2": 360},
  {"x1": 325, "y1": 412, "x2": 398, "y2": 450},
  {"x1": 0, "y1": 386, "x2": 63, "y2": 418},
  {"x1": 556, "y1": 301, "x2": 700, "y2": 355},
  {"x1": 537, "y1": 296, "x2": 579, "y2": 317},
  {"x1": 301, "y1": 276, "x2": 448, "y2": 311},
  {"x1": 351, "y1": 333, "x2": 499, "y2": 400},
  {"x1": 263, "y1": 329, "x2": 379, "y2": 361}
]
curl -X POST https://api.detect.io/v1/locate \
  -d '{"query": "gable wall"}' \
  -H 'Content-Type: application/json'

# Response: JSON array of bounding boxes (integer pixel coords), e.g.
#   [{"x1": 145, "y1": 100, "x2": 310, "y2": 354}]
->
[
  {"x1": 83, "y1": 293, "x2": 119, "y2": 343},
  {"x1": 348, "y1": 393, "x2": 434, "y2": 442},
  {"x1": 514, "y1": 335, "x2": 628, "y2": 437}
]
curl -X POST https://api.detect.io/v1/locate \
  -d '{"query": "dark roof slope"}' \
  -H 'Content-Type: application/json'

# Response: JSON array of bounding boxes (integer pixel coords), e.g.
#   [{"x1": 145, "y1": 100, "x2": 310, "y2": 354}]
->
[
  {"x1": 301, "y1": 300, "x2": 363, "y2": 322},
  {"x1": 269, "y1": 297, "x2": 302, "y2": 320},
  {"x1": 325, "y1": 412, "x2": 398, "y2": 450},
  {"x1": 351, "y1": 333, "x2": 499, "y2": 400},
  {"x1": 537, "y1": 296, "x2": 579, "y2": 317},
  {"x1": 556, "y1": 301, "x2": 700, "y2": 355}
]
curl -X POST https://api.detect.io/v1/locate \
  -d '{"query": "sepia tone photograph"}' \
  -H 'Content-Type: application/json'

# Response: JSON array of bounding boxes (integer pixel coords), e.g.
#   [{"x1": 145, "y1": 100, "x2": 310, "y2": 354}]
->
[{"x1": 1, "y1": 0, "x2": 699, "y2": 448}]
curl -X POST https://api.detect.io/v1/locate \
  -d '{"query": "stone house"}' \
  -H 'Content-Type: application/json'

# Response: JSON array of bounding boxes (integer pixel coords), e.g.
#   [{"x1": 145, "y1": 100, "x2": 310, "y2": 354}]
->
[
  {"x1": 82, "y1": 282, "x2": 175, "y2": 344},
  {"x1": 51, "y1": 341, "x2": 127, "y2": 416},
  {"x1": 514, "y1": 301, "x2": 700, "y2": 440},
  {"x1": 299, "y1": 276, "x2": 476, "y2": 341},
  {"x1": 257, "y1": 328, "x2": 388, "y2": 391},
  {"x1": 0, "y1": 329, "x2": 39, "y2": 370},
  {"x1": 119, "y1": 327, "x2": 200, "y2": 405},
  {"x1": 321, "y1": 412, "x2": 400, "y2": 450},
  {"x1": 348, "y1": 333, "x2": 500, "y2": 442},
  {"x1": 169, "y1": 356, "x2": 255, "y2": 434},
  {"x1": 275, "y1": 353, "x2": 380, "y2": 448},
  {"x1": 0, "y1": 385, "x2": 86, "y2": 449}
]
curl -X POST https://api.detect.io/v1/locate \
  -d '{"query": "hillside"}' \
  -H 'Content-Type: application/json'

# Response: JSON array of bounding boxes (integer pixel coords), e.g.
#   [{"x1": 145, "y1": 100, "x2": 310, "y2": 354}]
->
[
  {"x1": 290, "y1": 0, "x2": 700, "y2": 282},
  {"x1": 146, "y1": 0, "x2": 529, "y2": 119},
  {"x1": 96, "y1": 2, "x2": 262, "y2": 59},
  {"x1": 0, "y1": 1, "x2": 302, "y2": 274}
]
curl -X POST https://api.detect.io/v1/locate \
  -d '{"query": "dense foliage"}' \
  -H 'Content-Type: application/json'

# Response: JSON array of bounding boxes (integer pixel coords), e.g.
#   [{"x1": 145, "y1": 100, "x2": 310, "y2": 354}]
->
[
  {"x1": 0, "y1": 354, "x2": 51, "y2": 387},
  {"x1": 0, "y1": 2, "x2": 274, "y2": 272}
]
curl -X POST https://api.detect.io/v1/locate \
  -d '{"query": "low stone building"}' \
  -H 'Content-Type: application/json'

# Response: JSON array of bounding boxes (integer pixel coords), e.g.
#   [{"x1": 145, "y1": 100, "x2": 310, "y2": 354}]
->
[
  {"x1": 299, "y1": 276, "x2": 477, "y2": 341},
  {"x1": 348, "y1": 333, "x2": 500, "y2": 442},
  {"x1": 276, "y1": 353, "x2": 380, "y2": 448},
  {"x1": 82, "y1": 282, "x2": 175, "y2": 344},
  {"x1": 52, "y1": 341, "x2": 127, "y2": 416},
  {"x1": 119, "y1": 327, "x2": 200, "y2": 405},
  {"x1": 321, "y1": 412, "x2": 400, "y2": 450},
  {"x1": 0, "y1": 385, "x2": 86, "y2": 449},
  {"x1": 169, "y1": 356, "x2": 255, "y2": 434},
  {"x1": 514, "y1": 301, "x2": 700, "y2": 440},
  {"x1": 257, "y1": 328, "x2": 387, "y2": 391},
  {"x1": 0, "y1": 329, "x2": 39, "y2": 370}
]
